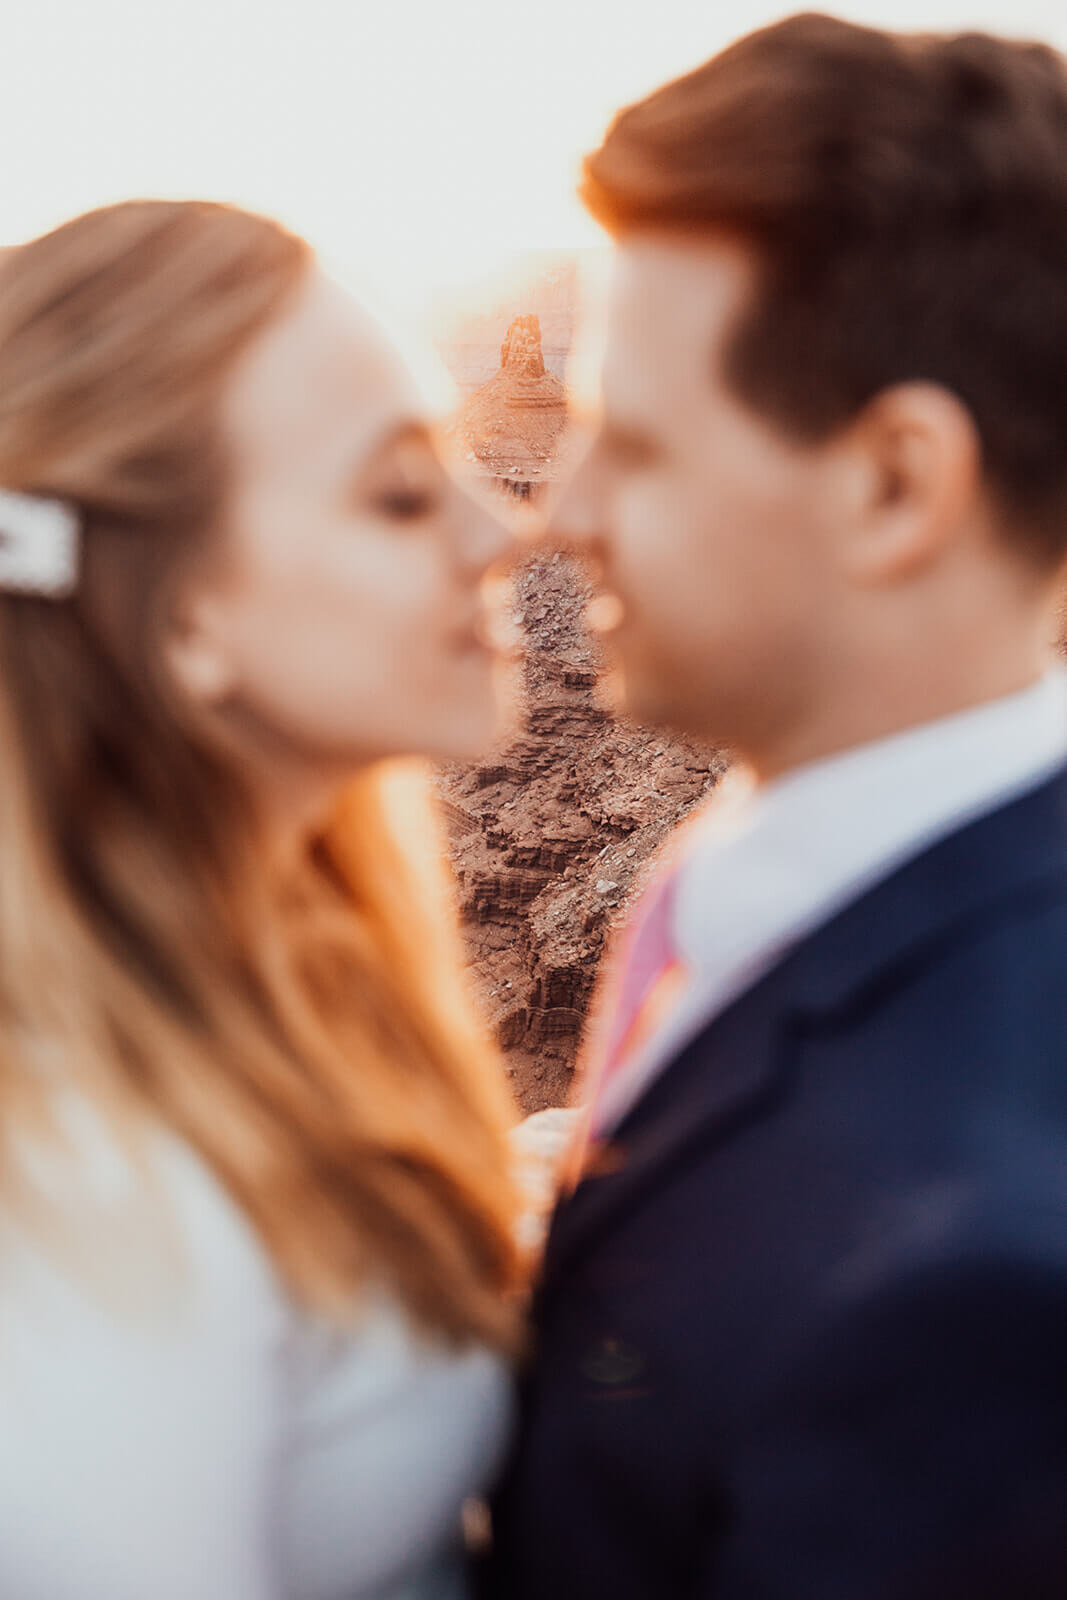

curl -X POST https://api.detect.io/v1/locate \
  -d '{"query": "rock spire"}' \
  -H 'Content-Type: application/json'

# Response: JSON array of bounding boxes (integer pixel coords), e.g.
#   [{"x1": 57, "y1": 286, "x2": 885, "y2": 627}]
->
[{"x1": 453, "y1": 313, "x2": 569, "y2": 489}]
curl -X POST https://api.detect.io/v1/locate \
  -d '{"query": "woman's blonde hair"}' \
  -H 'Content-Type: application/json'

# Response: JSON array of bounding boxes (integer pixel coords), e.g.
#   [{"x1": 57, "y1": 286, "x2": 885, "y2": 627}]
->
[{"x1": 0, "y1": 200, "x2": 521, "y2": 1348}]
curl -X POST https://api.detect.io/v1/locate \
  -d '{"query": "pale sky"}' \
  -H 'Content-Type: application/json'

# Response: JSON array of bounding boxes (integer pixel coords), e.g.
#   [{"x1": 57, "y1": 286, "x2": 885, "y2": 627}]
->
[{"x1": 6, "y1": 0, "x2": 1067, "y2": 317}]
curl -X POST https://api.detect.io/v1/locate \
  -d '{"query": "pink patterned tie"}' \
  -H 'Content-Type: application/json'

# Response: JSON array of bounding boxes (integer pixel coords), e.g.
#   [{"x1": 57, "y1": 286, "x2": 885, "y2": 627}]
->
[
  {"x1": 586, "y1": 866, "x2": 690, "y2": 1136},
  {"x1": 600, "y1": 873, "x2": 678, "y2": 1060}
]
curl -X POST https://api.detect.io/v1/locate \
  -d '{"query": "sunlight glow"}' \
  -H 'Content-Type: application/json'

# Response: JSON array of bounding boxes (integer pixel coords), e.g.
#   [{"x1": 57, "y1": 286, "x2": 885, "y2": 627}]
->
[{"x1": 6, "y1": 0, "x2": 1067, "y2": 318}]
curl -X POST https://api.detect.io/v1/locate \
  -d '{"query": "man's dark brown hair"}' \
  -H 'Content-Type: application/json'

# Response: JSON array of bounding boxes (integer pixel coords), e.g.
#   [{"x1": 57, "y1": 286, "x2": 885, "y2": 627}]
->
[{"x1": 582, "y1": 12, "x2": 1067, "y2": 564}]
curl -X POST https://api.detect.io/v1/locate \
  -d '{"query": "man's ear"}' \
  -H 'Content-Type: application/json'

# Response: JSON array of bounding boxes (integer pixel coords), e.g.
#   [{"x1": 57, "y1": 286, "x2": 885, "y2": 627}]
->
[
  {"x1": 835, "y1": 382, "x2": 982, "y2": 584},
  {"x1": 162, "y1": 586, "x2": 237, "y2": 705}
]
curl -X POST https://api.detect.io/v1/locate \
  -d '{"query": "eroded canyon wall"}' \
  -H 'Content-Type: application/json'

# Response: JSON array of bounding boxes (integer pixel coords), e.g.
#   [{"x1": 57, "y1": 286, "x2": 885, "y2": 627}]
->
[{"x1": 439, "y1": 552, "x2": 723, "y2": 1113}]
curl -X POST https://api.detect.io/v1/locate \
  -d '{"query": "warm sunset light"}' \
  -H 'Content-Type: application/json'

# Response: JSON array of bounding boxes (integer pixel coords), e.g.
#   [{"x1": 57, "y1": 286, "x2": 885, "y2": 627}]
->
[
  {"x1": 4, "y1": 3, "x2": 1067, "y2": 1590},
  {"x1": 6, "y1": 0, "x2": 1067, "y2": 321}
]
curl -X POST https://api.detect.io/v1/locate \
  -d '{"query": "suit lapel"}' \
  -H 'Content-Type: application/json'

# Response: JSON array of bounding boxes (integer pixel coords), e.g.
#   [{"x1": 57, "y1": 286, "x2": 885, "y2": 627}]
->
[
  {"x1": 544, "y1": 763, "x2": 1067, "y2": 1281},
  {"x1": 543, "y1": 987, "x2": 791, "y2": 1281}
]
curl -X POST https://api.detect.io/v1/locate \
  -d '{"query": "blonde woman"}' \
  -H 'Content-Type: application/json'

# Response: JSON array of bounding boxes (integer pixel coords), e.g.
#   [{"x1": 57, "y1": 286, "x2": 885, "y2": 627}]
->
[{"x1": 0, "y1": 201, "x2": 524, "y2": 1600}]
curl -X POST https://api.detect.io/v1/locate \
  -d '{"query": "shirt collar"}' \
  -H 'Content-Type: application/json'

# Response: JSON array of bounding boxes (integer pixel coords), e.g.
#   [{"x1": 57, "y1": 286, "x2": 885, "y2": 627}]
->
[{"x1": 676, "y1": 668, "x2": 1067, "y2": 970}]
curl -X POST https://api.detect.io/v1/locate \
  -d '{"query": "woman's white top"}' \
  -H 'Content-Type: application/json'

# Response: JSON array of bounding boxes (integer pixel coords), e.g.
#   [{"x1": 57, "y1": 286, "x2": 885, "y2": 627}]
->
[{"x1": 0, "y1": 1096, "x2": 514, "y2": 1600}]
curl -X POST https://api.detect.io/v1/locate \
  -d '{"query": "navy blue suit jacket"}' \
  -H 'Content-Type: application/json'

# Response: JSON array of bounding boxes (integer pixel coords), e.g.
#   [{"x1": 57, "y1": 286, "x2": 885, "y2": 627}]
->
[{"x1": 485, "y1": 769, "x2": 1067, "y2": 1599}]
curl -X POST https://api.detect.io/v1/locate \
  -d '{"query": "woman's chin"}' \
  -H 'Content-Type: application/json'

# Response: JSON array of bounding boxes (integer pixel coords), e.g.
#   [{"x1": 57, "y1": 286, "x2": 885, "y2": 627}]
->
[
  {"x1": 429, "y1": 716, "x2": 502, "y2": 767},
  {"x1": 424, "y1": 685, "x2": 512, "y2": 766}
]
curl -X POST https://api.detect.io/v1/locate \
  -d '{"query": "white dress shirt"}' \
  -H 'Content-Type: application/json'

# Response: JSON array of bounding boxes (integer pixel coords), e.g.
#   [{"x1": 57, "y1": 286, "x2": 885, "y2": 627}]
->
[{"x1": 595, "y1": 669, "x2": 1067, "y2": 1133}]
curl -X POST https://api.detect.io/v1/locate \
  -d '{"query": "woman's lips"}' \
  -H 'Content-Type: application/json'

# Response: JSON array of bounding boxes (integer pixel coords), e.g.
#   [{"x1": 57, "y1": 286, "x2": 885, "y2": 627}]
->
[
  {"x1": 452, "y1": 620, "x2": 491, "y2": 656},
  {"x1": 452, "y1": 609, "x2": 521, "y2": 658}
]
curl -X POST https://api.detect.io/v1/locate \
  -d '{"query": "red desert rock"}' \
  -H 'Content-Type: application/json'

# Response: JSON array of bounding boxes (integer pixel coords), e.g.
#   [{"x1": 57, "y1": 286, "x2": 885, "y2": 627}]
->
[
  {"x1": 439, "y1": 550, "x2": 723, "y2": 1113},
  {"x1": 437, "y1": 300, "x2": 723, "y2": 1111}
]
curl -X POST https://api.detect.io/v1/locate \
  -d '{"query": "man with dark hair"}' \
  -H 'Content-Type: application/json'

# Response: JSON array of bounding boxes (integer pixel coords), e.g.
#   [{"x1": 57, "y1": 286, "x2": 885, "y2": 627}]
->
[{"x1": 485, "y1": 14, "x2": 1067, "y2": 1598}]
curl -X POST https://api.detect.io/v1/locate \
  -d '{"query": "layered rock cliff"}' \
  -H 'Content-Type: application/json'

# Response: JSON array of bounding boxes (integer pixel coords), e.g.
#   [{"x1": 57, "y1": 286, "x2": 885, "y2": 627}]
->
[{"x1": 439, "y1": 552, "x2": 723, "y2": 1113}]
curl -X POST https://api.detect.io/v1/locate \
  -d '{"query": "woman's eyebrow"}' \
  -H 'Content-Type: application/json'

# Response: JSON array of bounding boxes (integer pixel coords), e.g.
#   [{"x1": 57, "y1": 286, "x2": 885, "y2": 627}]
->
[
  {"x1": 347, "y1": 418, "x2": 438, "y2": 490},
  {"x1": 371, "y1": 418, "x2": 436, "y2": 459}
]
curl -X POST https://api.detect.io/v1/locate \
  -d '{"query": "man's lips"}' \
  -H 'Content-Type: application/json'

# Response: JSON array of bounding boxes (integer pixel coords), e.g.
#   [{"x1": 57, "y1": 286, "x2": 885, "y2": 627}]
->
[{"x1": 585, "y1": 592, "x2": 627, "y2": 635}]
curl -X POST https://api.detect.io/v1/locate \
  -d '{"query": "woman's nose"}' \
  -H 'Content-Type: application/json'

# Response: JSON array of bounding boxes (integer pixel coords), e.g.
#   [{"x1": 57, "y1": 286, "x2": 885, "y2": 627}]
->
[
  {"x1": 451, "y1": 488, "x2": 519, "y2": 580},
  {"x1": 545, "y1": 431, "x2": 602, "y2": 555}
]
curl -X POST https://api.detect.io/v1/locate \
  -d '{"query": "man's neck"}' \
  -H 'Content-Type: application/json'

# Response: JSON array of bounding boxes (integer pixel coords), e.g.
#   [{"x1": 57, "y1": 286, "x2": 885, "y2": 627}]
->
[{"x1": 745, "y1": 648, "x2": 1054, "y2": 787}]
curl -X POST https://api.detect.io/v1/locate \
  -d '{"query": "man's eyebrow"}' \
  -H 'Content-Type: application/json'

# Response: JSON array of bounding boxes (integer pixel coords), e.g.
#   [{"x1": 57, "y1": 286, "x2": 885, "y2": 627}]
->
[{"x1": 600, "y1": 419, "x2": 658, "y2": 458}]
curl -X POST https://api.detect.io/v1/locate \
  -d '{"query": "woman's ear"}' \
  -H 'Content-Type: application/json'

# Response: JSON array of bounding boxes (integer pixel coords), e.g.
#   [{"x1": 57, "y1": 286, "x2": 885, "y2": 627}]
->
[
  {"x1": 836, "y1": 382, "x2": 982, "y2": 585},
  {"x1": 163, "y1": 585, "x2": 237, "y2": 705}
]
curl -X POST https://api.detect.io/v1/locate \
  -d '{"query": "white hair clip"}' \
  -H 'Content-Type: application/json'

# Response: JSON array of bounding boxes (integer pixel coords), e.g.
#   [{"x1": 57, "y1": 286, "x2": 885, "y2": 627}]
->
[{"x1": 0, "y1": 489, "x2": 80, "y2": 599}]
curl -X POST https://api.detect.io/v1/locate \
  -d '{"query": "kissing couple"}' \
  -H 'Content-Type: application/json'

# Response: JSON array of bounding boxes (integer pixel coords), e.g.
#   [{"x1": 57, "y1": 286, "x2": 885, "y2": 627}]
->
[{"x1": 0, "y1": 13, "x2": 1065, "y2": 1600}]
